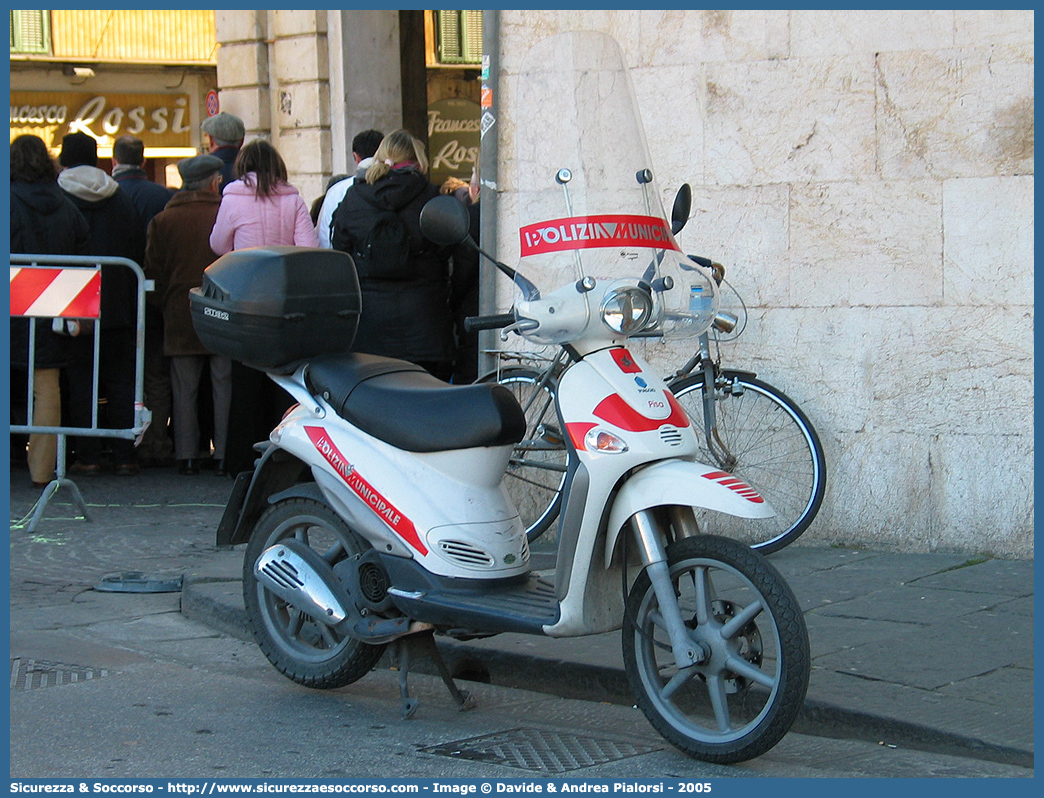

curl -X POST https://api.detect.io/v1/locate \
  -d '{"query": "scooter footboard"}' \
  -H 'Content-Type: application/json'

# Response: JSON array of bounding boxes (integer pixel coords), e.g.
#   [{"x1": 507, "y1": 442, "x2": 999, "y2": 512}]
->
[{"x1": 604, "y1": 459, "x2": 775, "y2": 568}]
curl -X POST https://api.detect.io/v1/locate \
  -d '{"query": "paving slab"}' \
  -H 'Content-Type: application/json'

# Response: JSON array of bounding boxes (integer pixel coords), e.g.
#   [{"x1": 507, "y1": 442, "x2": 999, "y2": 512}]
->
[{"x1": 8, "y1": 469, "x2": 1035, "y2": 771}]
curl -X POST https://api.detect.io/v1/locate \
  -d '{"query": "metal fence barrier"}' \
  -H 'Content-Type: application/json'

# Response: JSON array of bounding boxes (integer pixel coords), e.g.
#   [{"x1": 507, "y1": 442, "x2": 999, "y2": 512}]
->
[{"x1": 10, "y1": 254, "x2": 152, "y2": 532}]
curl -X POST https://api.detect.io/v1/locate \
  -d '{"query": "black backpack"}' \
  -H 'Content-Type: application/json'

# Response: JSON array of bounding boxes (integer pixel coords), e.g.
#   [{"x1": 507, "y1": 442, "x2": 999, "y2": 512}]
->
[{"x1": 348, "y1": 188, "x2": 426, "y2": 281}]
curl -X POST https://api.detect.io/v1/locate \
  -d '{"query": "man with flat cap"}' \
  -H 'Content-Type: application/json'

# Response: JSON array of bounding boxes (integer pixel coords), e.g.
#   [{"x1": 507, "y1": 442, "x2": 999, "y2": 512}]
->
[
  {"x1": 143, "y1": 154, "x2": 232, "y2": 476},
  {"x1": 200, "y1": 111, "x2": 245, "y2": 194}
]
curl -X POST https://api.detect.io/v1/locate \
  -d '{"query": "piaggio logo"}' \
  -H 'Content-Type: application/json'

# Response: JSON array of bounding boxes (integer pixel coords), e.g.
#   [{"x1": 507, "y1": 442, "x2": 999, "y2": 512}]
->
[{"x1": 634, "y1": 376, "x2": 656, "y2": 394}]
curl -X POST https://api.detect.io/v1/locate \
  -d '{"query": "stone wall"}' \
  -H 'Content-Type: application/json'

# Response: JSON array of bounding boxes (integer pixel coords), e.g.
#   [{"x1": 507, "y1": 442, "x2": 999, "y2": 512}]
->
[
  {"x1": 213, "y1": 9, "x2": 401, "y2": 206},
  {"x1": 493, "y1": 10, "x2": 1034, "y2": 556}
]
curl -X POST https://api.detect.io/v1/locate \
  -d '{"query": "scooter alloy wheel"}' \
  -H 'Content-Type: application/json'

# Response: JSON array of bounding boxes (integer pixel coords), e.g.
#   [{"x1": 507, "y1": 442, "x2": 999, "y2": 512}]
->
[
  {"x1": 622, "y1": 534, "x2": 809, "y2": 764},
  {"x1": 243, "y1": 498, "x2": 386, "y2": 689}
]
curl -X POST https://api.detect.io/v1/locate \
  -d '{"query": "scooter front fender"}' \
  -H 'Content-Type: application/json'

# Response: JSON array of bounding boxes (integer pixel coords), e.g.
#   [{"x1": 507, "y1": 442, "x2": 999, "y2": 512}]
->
[{"x1": 605, "y1": 459, "x2": 776, "y2": 568}]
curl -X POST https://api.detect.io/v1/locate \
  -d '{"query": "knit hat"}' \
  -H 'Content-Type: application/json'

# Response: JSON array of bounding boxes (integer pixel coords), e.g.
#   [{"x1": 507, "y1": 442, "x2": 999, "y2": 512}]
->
[
  {"x1": 200, "y1": 112, "x2": 245, "y2": 143},
  {"x1": 59, "y1": 131, "x2": 98, "y2": 168},
  {"x1": 177, "y1": 154, "x2": 224, "y2": 184}
]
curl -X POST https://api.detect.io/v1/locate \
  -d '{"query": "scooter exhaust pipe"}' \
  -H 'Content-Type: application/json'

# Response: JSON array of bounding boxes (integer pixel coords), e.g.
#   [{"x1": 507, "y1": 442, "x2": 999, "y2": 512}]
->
[{"x1": 253, "y1": 539, "x2": 349, "y2": 625}]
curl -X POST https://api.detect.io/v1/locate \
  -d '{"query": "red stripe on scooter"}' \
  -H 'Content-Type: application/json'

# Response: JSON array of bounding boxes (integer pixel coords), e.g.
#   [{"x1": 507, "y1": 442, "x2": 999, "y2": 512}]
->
[
  {"x1": 304, "y1": 426, "x2": 428, "y2": 555},
  {"x1": 593, "y1": 392, "x2": 690, "y2": 432},
  {"x1": 701, "y1": 470, "x2": 765, "y2": 503},
  {"x1": 565, "y1": 422, "x2": 597, "y2": 451}
]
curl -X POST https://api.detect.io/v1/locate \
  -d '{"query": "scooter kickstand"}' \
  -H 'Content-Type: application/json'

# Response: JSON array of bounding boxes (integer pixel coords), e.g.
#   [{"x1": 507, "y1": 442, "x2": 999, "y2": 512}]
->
[
  {"x1": 389, "y1": 640, "x2": 419, "y2": 720},
  {"x1": 414, "y1": 631, "x2": 475, "y2": 713}
]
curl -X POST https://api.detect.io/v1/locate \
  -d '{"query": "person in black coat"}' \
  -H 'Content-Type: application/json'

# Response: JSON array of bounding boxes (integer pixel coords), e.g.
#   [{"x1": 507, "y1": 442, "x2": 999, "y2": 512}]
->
[
  {"x1": 330, "y1": 129, "x2": 459, "y2": 381},
  {"x1": 112, "y1": 135, "x2": 175, "y2": 230},
  {"x1": 9, "y1": 134, "x2": 90, "y2": 486},
  {"x1": 112, "y1": 134, "x2": 177, "y2": 468},
  {"x1": 56, "y1": 131, "x2": 147, "y2": 476}
]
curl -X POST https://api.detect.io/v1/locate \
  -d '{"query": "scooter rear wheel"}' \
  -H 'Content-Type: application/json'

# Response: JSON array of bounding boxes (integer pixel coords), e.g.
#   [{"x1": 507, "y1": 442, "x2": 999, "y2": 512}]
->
[
  {"x1": 244, "y1": 497, "x2": 386, "y2": 689},
  {"x1": 622, "y1": 534, "x2": 809, "y2": 764}
]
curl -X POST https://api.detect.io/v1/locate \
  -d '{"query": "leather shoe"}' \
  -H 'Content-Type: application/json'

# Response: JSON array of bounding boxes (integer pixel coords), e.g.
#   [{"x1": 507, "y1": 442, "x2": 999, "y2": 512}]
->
[
  {"x1": 115, "y1": 462, "x2": 140, "y2": 476},
  {"x1": 179, "y1": 459, "x2": 200, "y2": 475},
  {"x1": 214, "y1": 459, "x2": 228, "y2": 477}
]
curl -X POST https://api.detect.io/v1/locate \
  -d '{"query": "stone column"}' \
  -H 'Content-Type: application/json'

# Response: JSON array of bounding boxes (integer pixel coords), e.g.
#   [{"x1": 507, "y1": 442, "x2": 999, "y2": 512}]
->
[{"x1": 214, "y1": 9, "x2": 403, "y2": 206}]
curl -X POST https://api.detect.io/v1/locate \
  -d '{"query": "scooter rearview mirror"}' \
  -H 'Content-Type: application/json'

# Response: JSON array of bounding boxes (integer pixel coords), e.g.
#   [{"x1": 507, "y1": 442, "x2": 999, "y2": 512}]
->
[
  {"x1": 419, "y1": 195, "x2": 540, "y2": 300},
  {"x1": 420, "y1": 195, "x2": 471, "y2": 246},
  {"x1": 671, "y1": 183, "x2": 692, "y2": 235}
]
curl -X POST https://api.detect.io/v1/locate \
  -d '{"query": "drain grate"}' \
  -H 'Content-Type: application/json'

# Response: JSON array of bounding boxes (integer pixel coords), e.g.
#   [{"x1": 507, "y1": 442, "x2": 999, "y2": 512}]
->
[
  {"x1": 421, "y1": 727, "x2": 659, "y2": 774},
  {"x1": 10, "y1": 658, "x2": 109, "y2": 691}
]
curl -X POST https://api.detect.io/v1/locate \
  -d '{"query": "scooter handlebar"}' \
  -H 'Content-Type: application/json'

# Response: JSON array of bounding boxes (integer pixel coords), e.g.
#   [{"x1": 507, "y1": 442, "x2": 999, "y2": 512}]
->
[{"x1": 464, "y1": 313, "x2": 518, "y2": 333}]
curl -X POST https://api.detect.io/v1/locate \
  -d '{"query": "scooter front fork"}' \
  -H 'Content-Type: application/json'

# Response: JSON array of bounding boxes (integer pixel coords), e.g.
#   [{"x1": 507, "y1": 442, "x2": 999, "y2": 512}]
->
[{"x1": 630, "y1": 509, "x2": 705, "y2": 669}]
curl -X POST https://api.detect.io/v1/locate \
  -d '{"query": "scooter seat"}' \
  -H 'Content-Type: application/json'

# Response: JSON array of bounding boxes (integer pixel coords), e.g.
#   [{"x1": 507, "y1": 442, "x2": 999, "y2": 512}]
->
[{"x1": 304, "y1": 353, "x2": 527, "y2": 453}]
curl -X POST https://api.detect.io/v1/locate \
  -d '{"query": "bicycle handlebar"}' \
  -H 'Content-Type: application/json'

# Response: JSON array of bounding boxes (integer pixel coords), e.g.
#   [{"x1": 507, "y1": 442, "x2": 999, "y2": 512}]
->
[{"x1": 687, "y1": 254, "x2": 726, "y2": 284}]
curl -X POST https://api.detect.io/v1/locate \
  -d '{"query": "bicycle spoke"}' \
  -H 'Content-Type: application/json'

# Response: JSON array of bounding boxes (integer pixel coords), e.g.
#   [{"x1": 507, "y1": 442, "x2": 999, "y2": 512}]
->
[{"x1": 507, "y1": 457, "x2": 569, "y2": 473}]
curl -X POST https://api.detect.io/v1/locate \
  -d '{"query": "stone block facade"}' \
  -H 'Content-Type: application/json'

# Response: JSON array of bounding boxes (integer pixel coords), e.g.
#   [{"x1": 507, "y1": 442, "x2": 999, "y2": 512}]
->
[
  {"x1": 496, "y1": 10, "x2": 1034, "y2": 557},
  {"x1": 211, "y1": 9, "x2": 1033, "y2": 556}
]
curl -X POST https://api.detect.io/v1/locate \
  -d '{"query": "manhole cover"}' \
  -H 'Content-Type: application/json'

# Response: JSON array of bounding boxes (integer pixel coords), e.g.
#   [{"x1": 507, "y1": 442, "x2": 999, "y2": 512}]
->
[
  {"x1": 420, "y1": 728, "x2": 660, "y2": 773},
  {"x1": 95, "y1": 571, "x2": 184, "y2": 593},
  {"x1": 10, "y1": 658, "x2": 109, "y2": 690}
]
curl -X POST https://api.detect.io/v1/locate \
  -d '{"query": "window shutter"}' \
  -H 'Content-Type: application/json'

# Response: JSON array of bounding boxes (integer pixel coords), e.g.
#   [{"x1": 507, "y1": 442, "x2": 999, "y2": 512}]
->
[
  {"x1": 435, "y1": 10, "x2": 482, "y2": 65},
  {"x1": 10, "y1": 10, "x2": 50, "y2": 54}
]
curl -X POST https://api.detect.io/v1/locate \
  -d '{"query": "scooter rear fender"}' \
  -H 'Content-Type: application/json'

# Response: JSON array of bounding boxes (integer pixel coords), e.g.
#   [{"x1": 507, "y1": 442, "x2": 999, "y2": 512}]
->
[
  {"x1": 216, "y1": 443, "x2": 311, "y2": 547},
  {"x1": 604, "y1": 459, "x2": 775, "y2": 568}
]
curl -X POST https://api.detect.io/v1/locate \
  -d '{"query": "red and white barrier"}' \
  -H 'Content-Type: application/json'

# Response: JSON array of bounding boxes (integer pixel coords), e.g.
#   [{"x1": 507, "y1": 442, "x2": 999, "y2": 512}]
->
[{"x1": 9, "y1": 266, "x2": 101, "y2": 319}]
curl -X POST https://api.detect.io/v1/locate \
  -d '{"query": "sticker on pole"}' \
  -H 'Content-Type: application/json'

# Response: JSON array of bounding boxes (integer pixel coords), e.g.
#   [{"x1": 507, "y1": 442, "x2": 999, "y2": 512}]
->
[{"x1": 9, "y1": 266, "x2": 101, "y2": 318}]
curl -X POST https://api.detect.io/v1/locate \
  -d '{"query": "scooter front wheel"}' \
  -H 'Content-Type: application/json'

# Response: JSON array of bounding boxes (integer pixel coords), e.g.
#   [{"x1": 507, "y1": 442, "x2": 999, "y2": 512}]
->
[
  {"x1": 243, "y1": 497, "x2": 386, "y2": 689},
  {"x1": 622, "y1": 535, "x2": 809, "y2": 764}
]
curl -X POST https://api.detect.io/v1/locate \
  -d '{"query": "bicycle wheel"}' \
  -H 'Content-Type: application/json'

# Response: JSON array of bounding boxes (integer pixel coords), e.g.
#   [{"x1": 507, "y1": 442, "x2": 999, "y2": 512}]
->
[
  {"x1": 479, "y1": 367, "x2": 568, "y2": 542},
  {"x1": 669, "y1": 372, "x2": 826, "y2": 554},
  {"x1": 623, "y1": 534, "x2": 809, "y2": 763}
]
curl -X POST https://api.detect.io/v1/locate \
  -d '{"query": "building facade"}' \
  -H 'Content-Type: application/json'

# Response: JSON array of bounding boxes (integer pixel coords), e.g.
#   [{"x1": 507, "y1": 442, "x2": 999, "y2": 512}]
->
[
  {"x1": 10, "y1": 10, "x2": 218, "y2": 186},
  {"x1": 147, "y1": 11, "x2": 1043, "y2": 556},
  {"x1": 211, "y1": 9, "x2": 481, "y2": 207}
]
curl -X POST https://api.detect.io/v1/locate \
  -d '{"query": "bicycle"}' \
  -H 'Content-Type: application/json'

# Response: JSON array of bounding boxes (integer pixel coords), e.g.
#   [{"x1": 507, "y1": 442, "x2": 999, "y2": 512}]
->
[{"x1": 480, "y1": 258, "x2": 827, "y2": 555}]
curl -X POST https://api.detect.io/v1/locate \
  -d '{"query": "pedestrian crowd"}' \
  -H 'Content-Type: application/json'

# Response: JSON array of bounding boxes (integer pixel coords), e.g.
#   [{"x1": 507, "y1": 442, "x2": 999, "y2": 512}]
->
[{"x1": 10, "y1": 112, "x2": 481, "y2": 486}]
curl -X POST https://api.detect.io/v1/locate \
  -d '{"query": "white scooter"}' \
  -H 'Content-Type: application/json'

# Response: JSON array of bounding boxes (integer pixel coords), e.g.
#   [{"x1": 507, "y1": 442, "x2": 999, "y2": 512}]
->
[{"x1": 192, "y1": 31, "x2": 809, "y2": 764}]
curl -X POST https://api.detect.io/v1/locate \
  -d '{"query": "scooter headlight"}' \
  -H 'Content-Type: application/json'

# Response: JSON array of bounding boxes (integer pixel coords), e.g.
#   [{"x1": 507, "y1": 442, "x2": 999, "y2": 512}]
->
[{"x1": 600, "y1": 285, "x2": 653, "y2": 335}]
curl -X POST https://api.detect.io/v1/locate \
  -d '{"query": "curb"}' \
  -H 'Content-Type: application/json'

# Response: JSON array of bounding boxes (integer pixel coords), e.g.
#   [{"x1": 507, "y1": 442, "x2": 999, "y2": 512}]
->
[{"x1": 180, "y1": 575, "x2": 1033, "y2": 770}]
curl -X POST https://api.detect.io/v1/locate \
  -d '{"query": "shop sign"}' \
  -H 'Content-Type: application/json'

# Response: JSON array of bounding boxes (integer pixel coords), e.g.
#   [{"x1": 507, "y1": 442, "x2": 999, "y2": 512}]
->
[
  {"x1": 427, "y1": 98, "x2": 480, "y2": 187},
  {"x1": 10, "y1": 91, "x2": 194, "y2": 152}
]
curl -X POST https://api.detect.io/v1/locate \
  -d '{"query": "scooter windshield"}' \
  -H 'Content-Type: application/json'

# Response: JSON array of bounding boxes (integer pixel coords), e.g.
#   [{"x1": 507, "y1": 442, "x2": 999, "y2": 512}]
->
[{"x1": 512, "y1": 31, "x2": 718, "y2": 346}]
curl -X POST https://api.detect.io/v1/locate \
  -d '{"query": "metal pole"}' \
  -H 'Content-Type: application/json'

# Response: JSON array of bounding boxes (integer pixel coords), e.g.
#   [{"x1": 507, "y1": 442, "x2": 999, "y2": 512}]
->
[{"x1": 477, "y1": 9, "x2": 500, "y2": 378}]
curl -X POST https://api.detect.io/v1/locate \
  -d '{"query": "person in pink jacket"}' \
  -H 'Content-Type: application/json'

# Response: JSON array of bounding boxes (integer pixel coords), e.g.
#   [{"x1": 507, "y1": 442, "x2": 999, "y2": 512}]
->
[
  {"x1": 209, "y1": 138, "x2": 319, "y2": 253},
  {"x1": 208, "y1": 138, "x2": 319, "y2": 475}
]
